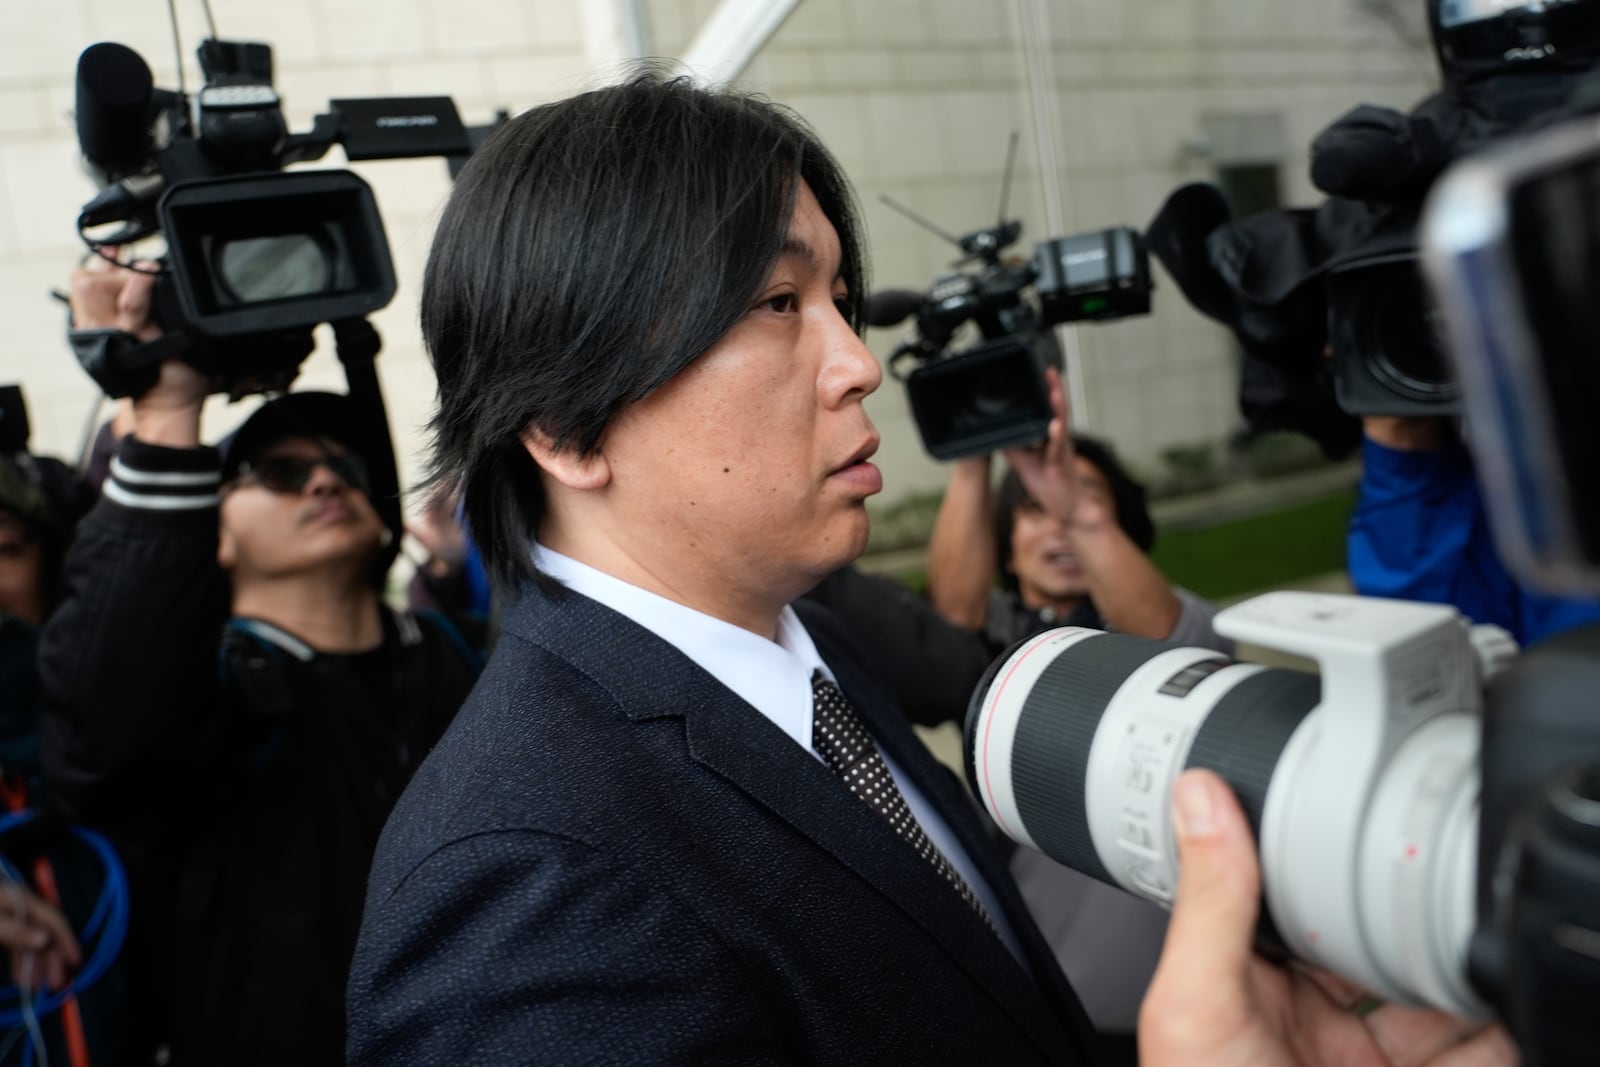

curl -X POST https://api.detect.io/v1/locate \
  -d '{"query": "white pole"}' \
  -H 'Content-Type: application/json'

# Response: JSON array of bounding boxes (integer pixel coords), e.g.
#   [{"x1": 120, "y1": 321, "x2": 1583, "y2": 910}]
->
[
  {"x1": 1015, "y1": 0, "x2": 1091, "y2": 431},
  {"x1": 581, "y1": 0, "x2": 655, "y2": 73},
  {"x1": 679, "y1": 0, "x2": 805, "y2": 87}
]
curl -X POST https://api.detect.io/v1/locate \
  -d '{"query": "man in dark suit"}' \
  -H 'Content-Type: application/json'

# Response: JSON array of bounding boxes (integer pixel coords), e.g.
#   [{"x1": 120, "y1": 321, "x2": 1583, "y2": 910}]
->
[
  {"x1": 347, "y1": 70, "x2": 1514, "y2": 1067},
  {"x1": 346, "y1": 68, "x2": 1098, "y2": 1065},
  {"x1": 342, "y1": 68, "x2": 1100, "y2": 1067}
]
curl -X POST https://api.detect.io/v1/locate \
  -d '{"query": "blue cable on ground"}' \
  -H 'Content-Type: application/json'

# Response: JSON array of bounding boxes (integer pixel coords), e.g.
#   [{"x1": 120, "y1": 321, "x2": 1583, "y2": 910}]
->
[{"x1": 0, "y1": 811, "x2": 130, "y2": 1029}]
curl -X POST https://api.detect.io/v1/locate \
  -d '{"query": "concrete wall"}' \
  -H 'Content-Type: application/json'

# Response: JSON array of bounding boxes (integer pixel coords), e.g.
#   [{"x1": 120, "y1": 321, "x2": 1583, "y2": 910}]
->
[{"x1": 0, "y1": 0, "x2": 1434, "y2": 513}]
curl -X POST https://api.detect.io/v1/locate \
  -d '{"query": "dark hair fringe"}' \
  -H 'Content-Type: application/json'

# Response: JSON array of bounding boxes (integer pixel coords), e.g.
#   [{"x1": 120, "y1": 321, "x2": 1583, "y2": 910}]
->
[
  {"x1": 993, "y1": 435, "x2": 1155, "y2": 593},
  {"x1": 420, "y1": 65, "x2": 867, "y2": 594}
]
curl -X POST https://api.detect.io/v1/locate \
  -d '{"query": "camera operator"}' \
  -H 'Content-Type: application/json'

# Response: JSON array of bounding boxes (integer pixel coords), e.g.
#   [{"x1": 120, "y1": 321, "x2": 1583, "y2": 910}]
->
[
  {"x1": 1350, "y1": 414, "x2": 1600, "y2": 647},
  {"x1": 38, "y1": 258, "x2": 481, "y2": 1066},
  {"x1": 926, "y1": 369, "x2": 1232, "y2": 657}
]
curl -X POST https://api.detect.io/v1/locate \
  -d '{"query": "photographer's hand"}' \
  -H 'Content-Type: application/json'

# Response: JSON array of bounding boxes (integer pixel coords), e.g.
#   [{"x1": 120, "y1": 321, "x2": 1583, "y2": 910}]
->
[
  {"x1": 407, "y1": 483, "x2": 469, "y2": 579},
  {"x1": 1003, "y1": 367, "x2": 1182, "y2": 639},
  {"x1": 69, "y1": 257, "x2": 207, "y2": 448},
  {"x1": 1140, "y1": 769, "x2": 1518, "y2": 1067},
  {"x1": 0, "y1": 886, "x2": 81, "y2": 991},
  {"x1": 1364, "y1": 416, "x2": 1446, "y2": 453},
  {"x1": 1003, "y1": 367, "x2": 1089, "y2": 528}
]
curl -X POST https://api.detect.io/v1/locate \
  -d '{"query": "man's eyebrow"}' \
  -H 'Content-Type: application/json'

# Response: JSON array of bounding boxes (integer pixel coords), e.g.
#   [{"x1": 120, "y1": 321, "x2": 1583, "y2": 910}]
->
[{"x1": 780, "y1": 236, "x2": 844, "y2": 283}]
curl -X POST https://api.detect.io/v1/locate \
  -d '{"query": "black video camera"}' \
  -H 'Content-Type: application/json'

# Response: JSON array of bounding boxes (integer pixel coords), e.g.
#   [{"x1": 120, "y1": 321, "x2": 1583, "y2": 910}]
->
[
  {"x1": 867, "y1": 205, "x2": 1151, "y2": 461},
  {"x1": 1140, "y1": 0, "x2": 1600, "y2": 454},
  {"x1": 70, "y1": 38, "x2": 484, "y2": 399}
]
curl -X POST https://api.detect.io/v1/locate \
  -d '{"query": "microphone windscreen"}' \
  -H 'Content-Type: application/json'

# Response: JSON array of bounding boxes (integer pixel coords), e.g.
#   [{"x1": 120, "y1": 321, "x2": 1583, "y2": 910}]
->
[
  {"x1": 75, "y1": 42, "x2": 154, "y2": 175},
  {"x1": 863, "y1": 288, "x2": 921, "y2": 328}
]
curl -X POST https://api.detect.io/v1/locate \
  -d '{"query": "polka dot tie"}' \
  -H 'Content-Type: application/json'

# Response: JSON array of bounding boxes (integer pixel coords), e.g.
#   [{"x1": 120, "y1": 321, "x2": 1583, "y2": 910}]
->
[{"x1": 810, "y1": 673, "x2": 998, "y2": 935}]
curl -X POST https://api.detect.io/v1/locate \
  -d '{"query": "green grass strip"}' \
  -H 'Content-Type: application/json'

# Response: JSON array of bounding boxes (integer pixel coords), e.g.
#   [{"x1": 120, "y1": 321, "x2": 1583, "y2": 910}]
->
[{"x1": 1149, "y1": 489, "x2": 1356, "y2": 601}]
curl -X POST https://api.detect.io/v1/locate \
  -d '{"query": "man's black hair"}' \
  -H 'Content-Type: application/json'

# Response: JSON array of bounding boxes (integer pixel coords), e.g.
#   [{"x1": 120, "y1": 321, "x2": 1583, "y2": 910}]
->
[
  {"x1": 993, "y1": 435, "x2": 1156, "y2": 595},
  {"x1": 423, "y1": 67, "x2": 868, "y2": 591}
]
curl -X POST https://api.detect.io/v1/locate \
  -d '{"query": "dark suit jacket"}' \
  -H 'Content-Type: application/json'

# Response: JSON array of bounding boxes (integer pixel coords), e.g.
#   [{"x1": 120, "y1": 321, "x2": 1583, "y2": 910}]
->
[{"x1": 347, "y1": 579, "x2": 1103, "y2": 1065}]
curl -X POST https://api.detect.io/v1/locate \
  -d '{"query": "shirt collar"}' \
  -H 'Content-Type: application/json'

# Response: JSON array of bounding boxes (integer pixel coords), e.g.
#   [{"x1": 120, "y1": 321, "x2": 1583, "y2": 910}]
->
[{"x1": 533, "y1": 544, "x2": 831, "y2": 753}]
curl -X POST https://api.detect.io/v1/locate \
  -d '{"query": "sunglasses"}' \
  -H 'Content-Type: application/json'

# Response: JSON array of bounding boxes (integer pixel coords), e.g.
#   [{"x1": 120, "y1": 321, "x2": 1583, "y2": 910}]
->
[{"x1": 234, "y1": 454, "x2": 371, "y2": 496}]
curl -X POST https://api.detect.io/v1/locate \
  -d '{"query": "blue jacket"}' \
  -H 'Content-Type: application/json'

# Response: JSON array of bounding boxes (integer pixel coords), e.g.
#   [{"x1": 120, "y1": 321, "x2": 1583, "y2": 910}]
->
[{"x1": 1348, "y1": 436, "x2": 1600, "y2": 647}]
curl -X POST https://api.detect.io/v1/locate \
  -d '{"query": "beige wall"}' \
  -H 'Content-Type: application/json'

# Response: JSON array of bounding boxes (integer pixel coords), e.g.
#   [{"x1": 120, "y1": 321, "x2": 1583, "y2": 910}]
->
[{"x1": 0, "y1": 0, "x2": 1434, "y2": 512}]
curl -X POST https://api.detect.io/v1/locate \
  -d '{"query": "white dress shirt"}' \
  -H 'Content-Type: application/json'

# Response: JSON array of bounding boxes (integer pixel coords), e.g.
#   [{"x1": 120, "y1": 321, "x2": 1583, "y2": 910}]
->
[{"x1": 534, "y1": 545, "x2": 1025, "y2": 962}]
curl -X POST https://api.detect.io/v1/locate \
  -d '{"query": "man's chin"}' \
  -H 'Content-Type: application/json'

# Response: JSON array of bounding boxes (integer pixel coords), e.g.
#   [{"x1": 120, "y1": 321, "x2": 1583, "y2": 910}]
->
[{"x1": 802, "y1": 522, "x2": 870, "y2": 586}]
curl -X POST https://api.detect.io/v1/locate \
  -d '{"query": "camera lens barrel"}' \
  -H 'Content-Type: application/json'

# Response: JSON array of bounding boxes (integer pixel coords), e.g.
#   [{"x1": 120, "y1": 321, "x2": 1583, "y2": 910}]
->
[
  {"x1": 967, "y1": 628, "x2": 1317, "y2": 901},
  {"x1": 966, "y1": 619, "x2": 1487, "y2": 1017},
  {"x1": 965, "y1": 631, "x2": 1160, "y2": 884},
  {"x1": 1187, "y1": 667, "x2": 1322, "y2": 844}
]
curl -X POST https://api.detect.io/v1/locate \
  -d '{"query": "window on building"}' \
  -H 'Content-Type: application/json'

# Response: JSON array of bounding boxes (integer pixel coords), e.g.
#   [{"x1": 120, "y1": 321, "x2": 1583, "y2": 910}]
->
[{"x1": 1215, "y1": 162, "x2": 1283, "y2": 220}]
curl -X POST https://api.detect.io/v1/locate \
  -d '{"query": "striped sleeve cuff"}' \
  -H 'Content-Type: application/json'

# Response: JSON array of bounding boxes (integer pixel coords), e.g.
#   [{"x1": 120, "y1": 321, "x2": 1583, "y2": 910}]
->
[{"x1": 102, "y1": 438, "x2": 223, "y2": 512}]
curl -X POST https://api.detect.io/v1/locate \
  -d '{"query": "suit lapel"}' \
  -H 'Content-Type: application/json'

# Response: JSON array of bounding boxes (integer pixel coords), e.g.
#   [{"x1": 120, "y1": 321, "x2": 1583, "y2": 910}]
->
[
  {"x1": 807, "y1": 606, "x2": 1102, "y2": 1062},
  {"x1": 502, "y1": 584, "x2": 1093, "y2": 1062}
]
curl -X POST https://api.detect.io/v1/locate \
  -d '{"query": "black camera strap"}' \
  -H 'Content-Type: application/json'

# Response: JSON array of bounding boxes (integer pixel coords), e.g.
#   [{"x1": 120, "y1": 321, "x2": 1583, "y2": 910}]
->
[{"x1": 67, "y1": 327, "x2": 192, "y2": 400}]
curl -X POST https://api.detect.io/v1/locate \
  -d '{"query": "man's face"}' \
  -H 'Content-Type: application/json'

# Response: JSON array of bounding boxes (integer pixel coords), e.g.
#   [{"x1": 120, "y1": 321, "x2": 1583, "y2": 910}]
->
[
  {"x1": 589, "y1": 181, "x2": 884, "y2": 623},
  {"x1": 0, "y1": 513, "x2": 44, "y2": 625},
  {"x1": 1008, "y1": 456, "x2": 1116, "y2": 607},
  {"x1": 218, "y1": 435, "x2": 386, "y2": 580}
]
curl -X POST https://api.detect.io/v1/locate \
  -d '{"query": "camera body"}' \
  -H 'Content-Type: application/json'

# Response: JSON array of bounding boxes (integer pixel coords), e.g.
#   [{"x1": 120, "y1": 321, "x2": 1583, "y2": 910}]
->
[
  {"x1": 1327, "y1": 246, "x2": 1459, "y2": 416},
  {"x1": 1422, "y1": 118, "x2": 1600, "y2": 1060},
  {"x1": 874, "y1": 221, "x2": 1151, "y2": 460},
  {"x1": 1423, "y1": 115, "x2": 1600, "y2": 597},
  {"x1": 1142, "y1": 1, "x2": 1600, "y2": 448},
  {"x1": 967, "y1": 585, "x2": 1600, "y2": 1063},
  {"x1": 72, "y1": 39, "x2": 476, "y2": 398},
  {"x1": 967, "y1": 591, "x2": 1511, "y2": 1017}
]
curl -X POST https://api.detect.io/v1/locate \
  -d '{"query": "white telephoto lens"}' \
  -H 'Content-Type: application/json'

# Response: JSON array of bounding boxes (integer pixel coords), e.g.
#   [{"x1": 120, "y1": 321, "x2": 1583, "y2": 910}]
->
[{"x1": 966, "y1": 624, "x2": 1486, "y2": 1017}]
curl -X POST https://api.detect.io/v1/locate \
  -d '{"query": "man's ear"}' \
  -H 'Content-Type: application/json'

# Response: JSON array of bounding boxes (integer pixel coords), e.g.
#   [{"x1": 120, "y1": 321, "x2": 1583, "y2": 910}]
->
[{"x1": 520, "y1": 424, "x2": 610, "y2": 491}]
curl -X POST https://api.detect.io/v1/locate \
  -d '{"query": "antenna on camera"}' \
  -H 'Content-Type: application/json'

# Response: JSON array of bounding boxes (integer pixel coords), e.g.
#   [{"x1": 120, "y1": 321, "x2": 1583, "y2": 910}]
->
[
  {"x1": 877, "y1": 193, "x2": 962, "y2": 249},
  {"x1": 996, "y1": 130, "x2": 1020, "y2": 227}
]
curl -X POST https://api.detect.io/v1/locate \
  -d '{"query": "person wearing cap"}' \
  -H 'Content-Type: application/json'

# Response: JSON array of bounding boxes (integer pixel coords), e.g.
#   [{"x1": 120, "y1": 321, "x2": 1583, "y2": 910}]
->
[{"x1": 37, "y1": 258, "x2": 481, "y2": 1066}]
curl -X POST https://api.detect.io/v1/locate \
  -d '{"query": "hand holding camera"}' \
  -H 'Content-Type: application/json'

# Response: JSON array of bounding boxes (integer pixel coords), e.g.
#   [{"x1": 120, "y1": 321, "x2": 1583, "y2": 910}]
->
[
  {"x1": 1142, "y1": 768, "x2": 1516, "y2": 1067},
  {"x1": 67, "y1": 37, "x2": 490, "y2": 401},
  {"x1": 69, "y1": 257, "x2": 205, "y2": 448}
]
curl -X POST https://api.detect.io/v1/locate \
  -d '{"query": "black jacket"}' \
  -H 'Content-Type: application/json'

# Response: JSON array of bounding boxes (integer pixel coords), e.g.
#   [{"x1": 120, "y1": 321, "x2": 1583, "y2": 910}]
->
[
  {"x1": 349, "y1": 580, "x2": 1102, "y2": 1065},
  {"x1": 38, "y1": 437, "x2": 479, "y2": 1067}
]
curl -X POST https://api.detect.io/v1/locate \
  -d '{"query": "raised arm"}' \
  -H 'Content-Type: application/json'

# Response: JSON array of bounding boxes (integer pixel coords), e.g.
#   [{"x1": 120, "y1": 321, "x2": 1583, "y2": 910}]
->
[
  {"x1": 39, "y1": 260, "x2": 228, "y2": 826},
  {"x1": 1054, "y1": 510, "x2": 1182, "y2": 640},
  {"x1": 1004, "y1": 369, "x2": 1183, "y2": 641},
  {"x1": 926, "y1": 453, "x2": 999, "y2": 629}
]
